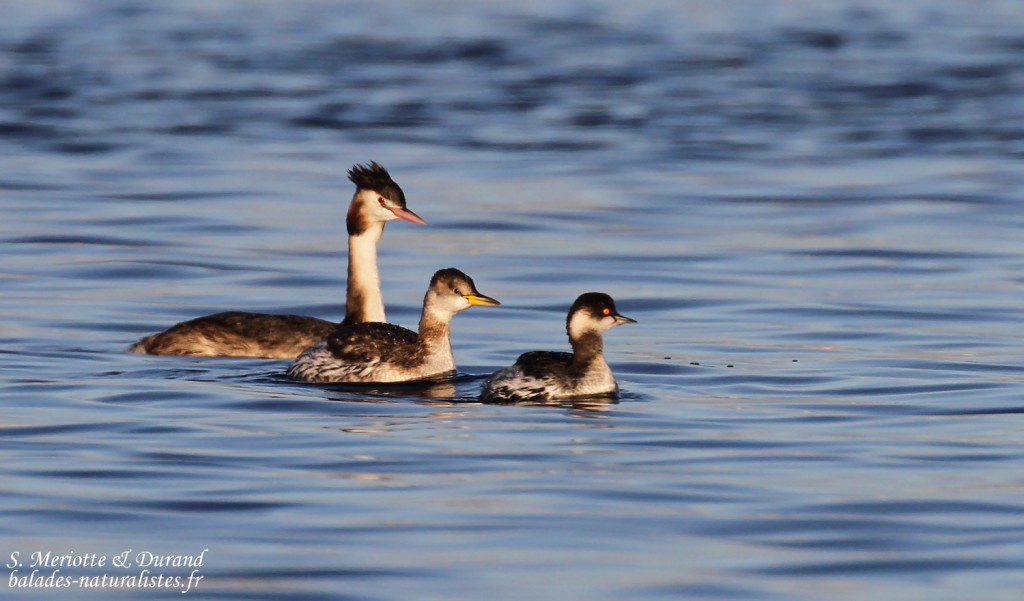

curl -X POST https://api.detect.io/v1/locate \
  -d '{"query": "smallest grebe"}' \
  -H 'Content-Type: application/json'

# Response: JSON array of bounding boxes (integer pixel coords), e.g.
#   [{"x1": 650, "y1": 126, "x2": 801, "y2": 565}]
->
[
  {"x1": 287, "y1": 268, "x2": 500, "y2": 383},
  {"x1": 480, "y1": 292, "x2": 635, "y2": 403}
]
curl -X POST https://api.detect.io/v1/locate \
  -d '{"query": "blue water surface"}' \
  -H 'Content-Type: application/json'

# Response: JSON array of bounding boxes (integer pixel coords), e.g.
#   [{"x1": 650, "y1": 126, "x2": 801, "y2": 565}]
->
[{"x1": 2, "y1": 1, "x2": 1023, "y2": 599}]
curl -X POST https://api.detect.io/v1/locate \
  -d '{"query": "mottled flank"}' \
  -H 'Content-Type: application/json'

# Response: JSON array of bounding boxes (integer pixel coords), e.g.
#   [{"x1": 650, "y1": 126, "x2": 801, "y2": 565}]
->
[
  {"x1": 481, "y1": 293, "x2": 634, "y2": 403},
  {"x1": 129, "y1": 311, "x2": 338, "y2": 359},
  {"x1": 287, "y1": 268, "x2": 499, "y2": 383},
  {"x1": 285, "y1": 322, "x2": 429, "y2": 382},
  {"x1": 481, "y1": 351, "x2": 587, "y2": 402},
  {"x1": 481, "y1": 348, "x2": 617, "y2": 403}
]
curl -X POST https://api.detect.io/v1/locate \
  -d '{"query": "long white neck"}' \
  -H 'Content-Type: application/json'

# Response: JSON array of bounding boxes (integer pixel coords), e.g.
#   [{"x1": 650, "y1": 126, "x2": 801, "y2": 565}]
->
[{"x1": 344, "y1": 222, "x2": 386, "y2": 325}]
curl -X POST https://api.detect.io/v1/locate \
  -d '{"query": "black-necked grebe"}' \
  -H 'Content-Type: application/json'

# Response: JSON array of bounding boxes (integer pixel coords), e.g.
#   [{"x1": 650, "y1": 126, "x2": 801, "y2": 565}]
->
[
  {"x1": 480, "y1": 292, "x2": 635, "y2": 403},
  {"x1": 287, "y1": 268, "x2": 499, "y2": 383},
  {"x1": 129, "y1": 162, "x2": 424, "y2": 358}
]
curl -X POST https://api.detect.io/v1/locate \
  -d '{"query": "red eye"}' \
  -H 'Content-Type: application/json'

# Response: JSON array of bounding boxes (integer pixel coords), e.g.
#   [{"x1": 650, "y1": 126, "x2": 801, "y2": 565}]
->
[
  {"x1": 602, "y1": 308, "x2": 611, "y2": 316},
  {"x1": 378, "y1": 197, "x2": 386, "y2": 206}
]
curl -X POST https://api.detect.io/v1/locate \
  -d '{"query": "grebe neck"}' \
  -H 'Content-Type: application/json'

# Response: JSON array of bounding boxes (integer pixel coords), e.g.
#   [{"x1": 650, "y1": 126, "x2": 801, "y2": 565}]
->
[
  {"x1": 416, "y1": 300, "x2": 453, "y2": 358},
  {"x1": 344, "y1": 221, "x2": 385, "y2": 324},
  {"x1": 569, "y1": 331, "x2": 605, "y2": 371}
]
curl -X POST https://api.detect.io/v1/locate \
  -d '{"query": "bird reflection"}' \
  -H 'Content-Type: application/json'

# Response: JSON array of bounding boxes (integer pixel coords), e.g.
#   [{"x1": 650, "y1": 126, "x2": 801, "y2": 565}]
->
[
  {"x1": 482, "y1": 393, "x2": 617, "y2": 413},
  {"x1": 320, "y1": 376, "x2": 458, "y2": 403},
  {"x1": 306, "y1": 375, "x2": 618, "y2": 414}
]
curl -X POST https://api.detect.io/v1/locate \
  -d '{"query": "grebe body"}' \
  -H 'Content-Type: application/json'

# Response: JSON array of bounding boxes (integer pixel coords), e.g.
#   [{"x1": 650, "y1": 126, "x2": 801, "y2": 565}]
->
[
  {"x1": 287, "y1": 268, "x2": 499, "y2": 383},
  {"x1": 481, "y1": 293, "x2": 634, "y2": 403},
  {"x1": 130, "y1": 162, "x2": 423, "y2": 358}
]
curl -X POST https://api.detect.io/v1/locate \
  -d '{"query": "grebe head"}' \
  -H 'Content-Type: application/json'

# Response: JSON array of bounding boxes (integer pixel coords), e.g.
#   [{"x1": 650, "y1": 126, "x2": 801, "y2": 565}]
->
[
  {"x1": 425, "y1": 268, "x2": 501, "y2": 316},
  {"x1": 347, "y1": 161, "x2": 426, "y2": 235},
  {"x1": 566, "y1": 292, "x2": 636, "y2": 340}
]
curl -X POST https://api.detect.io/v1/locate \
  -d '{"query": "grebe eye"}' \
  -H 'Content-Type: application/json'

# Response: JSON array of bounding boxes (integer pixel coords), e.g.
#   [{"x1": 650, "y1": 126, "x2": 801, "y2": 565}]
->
[
  {"x1": 602, "y1": 307, "x2": 611, "y2": 316},
  {"x1": 378, "y1": 197, "x2": 386, "y2": 206}
]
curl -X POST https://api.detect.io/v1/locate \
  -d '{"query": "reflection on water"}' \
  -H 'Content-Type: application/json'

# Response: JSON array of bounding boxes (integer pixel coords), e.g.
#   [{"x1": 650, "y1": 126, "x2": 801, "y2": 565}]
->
[
  {"x1": 479, "y1": 391, "x2": 619, "y2": 412},
  {"x1": 2, "y1": 1, "x2": 1024, "y2": 600},
  {"x1": 319, "y1": 377, "x2": 462, "y2": 401}
]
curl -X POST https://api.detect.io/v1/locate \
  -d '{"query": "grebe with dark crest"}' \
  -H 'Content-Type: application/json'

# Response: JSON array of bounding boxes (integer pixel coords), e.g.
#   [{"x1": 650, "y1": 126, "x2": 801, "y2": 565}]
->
[{"x1": 129, "y1": 162, "x2": 424, "y2": 358}]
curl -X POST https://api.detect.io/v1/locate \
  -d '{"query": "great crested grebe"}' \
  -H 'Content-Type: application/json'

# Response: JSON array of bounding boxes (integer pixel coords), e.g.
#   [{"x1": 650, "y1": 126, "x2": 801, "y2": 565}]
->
[
  {"x1": 287, "y1": 268, "x2": 499, "y2": 383},
  {"x1": 480, "y1": 292, "x2": 635, "y2": 403},
  {"x1": 129, "y1": 162, "x2": 424, "y2": 358}
]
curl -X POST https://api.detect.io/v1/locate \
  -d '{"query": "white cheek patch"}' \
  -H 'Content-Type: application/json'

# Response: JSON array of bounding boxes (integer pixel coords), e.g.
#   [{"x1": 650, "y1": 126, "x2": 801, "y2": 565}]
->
[
  {"x1": 569, "y1": 311, "x2": 617, "y2": 338},
  {"x1": 567, "y1": 311, "x2": 590, "y2": 339}
]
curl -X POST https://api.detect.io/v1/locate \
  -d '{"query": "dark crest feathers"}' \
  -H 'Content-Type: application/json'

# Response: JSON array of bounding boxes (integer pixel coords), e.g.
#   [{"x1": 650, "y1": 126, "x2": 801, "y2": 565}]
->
[{"x1": 347, "y1": 161, "x2": 396, "y2": 191}]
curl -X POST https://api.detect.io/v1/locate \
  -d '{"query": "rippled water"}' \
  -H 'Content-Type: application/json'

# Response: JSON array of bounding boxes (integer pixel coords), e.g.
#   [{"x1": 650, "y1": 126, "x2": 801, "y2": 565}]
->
[{"x1": 3, "y1": 1, "x2": 1024, "y2": 599}]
